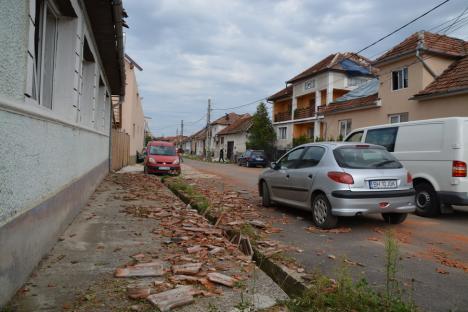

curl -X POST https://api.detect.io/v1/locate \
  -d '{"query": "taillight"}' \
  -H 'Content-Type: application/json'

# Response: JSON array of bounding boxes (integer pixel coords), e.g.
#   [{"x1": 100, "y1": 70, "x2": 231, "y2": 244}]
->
[
  {"x1": 452, "y1": 161, "x2": 467, "y2": 177},
  {"x1": 407, "y1": 172, "x2": 413, "y2": 184},
  {"x1": 328, "y1": 171, "x2": 354, "y2": 184}
]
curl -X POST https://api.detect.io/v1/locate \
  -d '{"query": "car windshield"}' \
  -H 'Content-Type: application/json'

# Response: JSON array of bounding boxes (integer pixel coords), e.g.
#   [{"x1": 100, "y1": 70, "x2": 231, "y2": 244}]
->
[
  {"x1": 149, "y1": 145, "x2": 176, "y2": 156},
  {"x1": 333, "y1": 146, "x2": 402, "y2": 169},
  {"x1": 252, "y1": 151, "x2": 264, "y2": 157}
]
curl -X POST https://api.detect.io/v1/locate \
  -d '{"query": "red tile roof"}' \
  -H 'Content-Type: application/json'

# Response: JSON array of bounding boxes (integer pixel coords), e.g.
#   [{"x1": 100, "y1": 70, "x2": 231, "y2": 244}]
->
[
  {"x1": 287, "y1": 52, "x2": 374, "y2": 83},
  {"x1": 211, "y1": 112, "x2": 243, "y2": 126},
  {"x1": 217, "y1": 115, "x2": 252, "y2": 136},
  {"x1": 319, "y1": 94, "x2": 379, "y2": 115},
  {"x1": 374, "y1": 31, "x2": 467, "y2": 65},
  {"x1": 267, "y1": 85, "x2": 293, "y2": 101},
  {"x1": 413, "y1": 55, "x2": 468, "y2": 99}
]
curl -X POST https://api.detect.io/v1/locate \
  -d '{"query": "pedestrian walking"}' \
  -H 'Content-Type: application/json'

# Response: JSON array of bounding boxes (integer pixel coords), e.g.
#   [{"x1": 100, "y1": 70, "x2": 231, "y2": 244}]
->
[
  {"x1": 219, "y1": 148, "x2": 225, "y2": 163},
  {"x1": 177, "y1": 147, "x2": 184, "y2": 163}
]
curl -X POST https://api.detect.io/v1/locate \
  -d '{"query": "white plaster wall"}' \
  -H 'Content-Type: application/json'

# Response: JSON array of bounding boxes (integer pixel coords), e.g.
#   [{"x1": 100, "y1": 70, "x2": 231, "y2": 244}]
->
[
  {"x1": 0, "y1": 106, "x2": 109, "y2": 226},
  {"x1": 0, "y1": 0, "x2": 113, "y2": 226},
  {"x1": 0, "y1": 0, "x2": 28, "y2": 101}
]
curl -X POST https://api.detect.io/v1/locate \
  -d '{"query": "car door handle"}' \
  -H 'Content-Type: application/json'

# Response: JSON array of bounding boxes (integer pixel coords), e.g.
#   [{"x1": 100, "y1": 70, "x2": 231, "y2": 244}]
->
[{"x1": 308, "y1": 174, "x2": 313, "y2": 179}]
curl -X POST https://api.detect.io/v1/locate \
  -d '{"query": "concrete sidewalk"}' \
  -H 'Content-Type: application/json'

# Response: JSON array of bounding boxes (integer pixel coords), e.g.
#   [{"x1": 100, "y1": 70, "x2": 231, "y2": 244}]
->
[{"x1": 7, "y1": 167, "x2": 286, "y2": 311}]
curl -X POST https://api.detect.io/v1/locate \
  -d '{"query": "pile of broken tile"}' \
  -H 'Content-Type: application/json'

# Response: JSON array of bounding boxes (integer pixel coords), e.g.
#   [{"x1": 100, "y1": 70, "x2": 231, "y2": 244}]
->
[{"x1": 113, "y1": 174, "x2": 256, "y2": 311}]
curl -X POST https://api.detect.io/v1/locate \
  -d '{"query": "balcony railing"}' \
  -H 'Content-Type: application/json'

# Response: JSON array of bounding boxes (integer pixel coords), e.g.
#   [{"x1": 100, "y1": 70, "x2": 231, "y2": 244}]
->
[
  {"x1": 274, "y1": 111, "x2": 292, "y2": 122},
  {"x1": 294, "y1": 106, "x2": 315, "y2": 119}
]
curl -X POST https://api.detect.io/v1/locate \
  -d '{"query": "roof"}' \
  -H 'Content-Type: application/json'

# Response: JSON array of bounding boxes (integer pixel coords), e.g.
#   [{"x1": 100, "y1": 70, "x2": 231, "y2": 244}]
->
[
  {"x1": 192, "y1": 128, "x2": 207, "y2": 140},
  {"x1": 217, "y1": 115, "x2": 252, "y2": 136},
  {"x1": 412, "y1": 55, "x2": 468, "y2": 99},
  {"x1": 267, "y1": 85, "x2": 293, "y2": 101},
  {"x1": 83, "y1": 0, "x2": 126, "y2": 95},
  {"x1": 319, "y1": 94, "x2": 379, "y2": 115},
  {"x1": 211, "y1": 112, "x2": 243, "y2": 126},
  {"x1": 374, "y1": 31, "x2": 467, "y2": 65},
  {"x1": 287, "y1": 52, "x2": 375, "y2": 84}
]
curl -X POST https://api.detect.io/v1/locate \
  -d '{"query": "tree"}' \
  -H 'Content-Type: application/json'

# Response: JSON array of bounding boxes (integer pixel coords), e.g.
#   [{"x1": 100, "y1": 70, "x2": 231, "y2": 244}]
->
[{"x1": 247, "y1": 102, "x2": 276, "y2": 155}]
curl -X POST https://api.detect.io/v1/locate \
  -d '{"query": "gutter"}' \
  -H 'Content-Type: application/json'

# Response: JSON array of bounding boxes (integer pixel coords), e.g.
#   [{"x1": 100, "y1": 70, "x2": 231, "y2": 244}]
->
[
  {"x1": 410, "y1": 87, "x2": 468, "y2": 101},
  {"x1": 416, "y1": 34, "x2": 437, "y2": 78},
  {"x1": 112, "y1": 0, "x2": 126, "y2": 97}
]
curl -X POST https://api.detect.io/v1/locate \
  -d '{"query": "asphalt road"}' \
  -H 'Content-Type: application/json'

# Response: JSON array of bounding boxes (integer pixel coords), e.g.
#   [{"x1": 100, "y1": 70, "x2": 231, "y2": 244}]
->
[{"x1": 184, "y1": 158, "x2": 468, "y2": 312}]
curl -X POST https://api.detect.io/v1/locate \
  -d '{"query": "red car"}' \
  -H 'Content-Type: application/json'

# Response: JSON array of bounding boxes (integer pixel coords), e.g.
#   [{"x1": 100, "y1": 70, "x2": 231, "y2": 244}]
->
[{"x1": 144, "y1": 141, "x2": 181, "y2": 175}]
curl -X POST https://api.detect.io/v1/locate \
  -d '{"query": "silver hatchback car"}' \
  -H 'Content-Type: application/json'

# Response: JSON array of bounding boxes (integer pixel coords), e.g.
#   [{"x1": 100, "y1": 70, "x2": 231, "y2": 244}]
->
[{"x1": 259, "y1": 142, "x2": 416, "y2": 229}]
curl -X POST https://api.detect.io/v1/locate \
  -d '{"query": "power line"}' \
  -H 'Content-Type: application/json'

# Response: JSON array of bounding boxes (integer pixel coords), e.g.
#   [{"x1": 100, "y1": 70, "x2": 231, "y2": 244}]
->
[
  {"x1": 356, "y1": 0, "x2": 450, "y2": 54},
  {"x1": 211, "y1": 96, "x2": 268, "y2": 111}
]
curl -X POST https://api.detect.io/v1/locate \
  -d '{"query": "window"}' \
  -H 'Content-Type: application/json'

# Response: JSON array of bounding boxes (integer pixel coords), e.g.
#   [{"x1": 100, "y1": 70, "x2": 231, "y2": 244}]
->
[
  {"x1": 339, "y1": 119, "x2": 352, "y2": 138},
  {"x1": 33, "y1": 1, "x2": 59, "y2": 109},
  {"x1": 79, "y1": 37, "x2": 96, "y2": 125},
  {"x1": 278, "y1": 127, "x2": 287, "y2": 140},
  {"x1": 277, "y1": 147, "x2": 304, "y2": 169},
  {"x1": 333, "y1": 146, "x2": 402, "y2": 169},
  {"x1": 388, "y1": 113, "x2": 408, "y2": 124},
  {"x1": 304, "y1": 79, "x2": 315, "y2": 90},
  {"x1": 149, "y1": 146, "x2": 176, "y2": 156},
  {"x1": 220, "y1": 137, "x2": 224, "y2": 144},
  {"x1": 296, "y1": 146, "x2": 325, "y2": 168},
  {"x1": 365, "y1": 127, "x2": 398, "y2": 152},
  {"x1": 345, "y1": 131, "x2": 363, "y2": 142},
  {"x1": 392, "y1": 67, "x2": 408, "y2": 90},
  {"x1": 348, "y1": 77, "x2": 367, "y2": 87}
]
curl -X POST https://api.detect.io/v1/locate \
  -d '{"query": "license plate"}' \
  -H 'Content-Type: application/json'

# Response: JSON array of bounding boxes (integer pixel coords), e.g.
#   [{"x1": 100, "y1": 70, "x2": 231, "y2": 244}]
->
[
  {"x1": 256, "y1": 158, "x2": 263, "y2": 161},
  {"x1": 369, "y1": 180, "x2": 397, "y2": 189},
  {"x1": 159, "y1": 167, "x2": 170, "y2": 170}
]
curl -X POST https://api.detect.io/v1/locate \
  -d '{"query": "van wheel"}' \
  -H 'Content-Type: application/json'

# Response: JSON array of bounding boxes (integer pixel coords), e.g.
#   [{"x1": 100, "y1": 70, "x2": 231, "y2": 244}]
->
[
  {"x1": 382, "y1": 213, "x2": 407, "y2": 224},
  {"x1": 261, "y1": 181, "x2": 271, "y2": 207},
  {"x1": 414, "y1": 182, "x2": 440, "y2": 217},
  {"x1": 312, "y1": 194, "x2": 338, "y2": 229}
]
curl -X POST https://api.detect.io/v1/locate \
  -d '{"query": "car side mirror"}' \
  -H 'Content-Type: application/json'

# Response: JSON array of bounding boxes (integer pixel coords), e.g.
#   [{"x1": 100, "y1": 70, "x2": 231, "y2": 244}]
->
[{"x1": 270, "y1": 162, "x2": 279, "y2": 170}]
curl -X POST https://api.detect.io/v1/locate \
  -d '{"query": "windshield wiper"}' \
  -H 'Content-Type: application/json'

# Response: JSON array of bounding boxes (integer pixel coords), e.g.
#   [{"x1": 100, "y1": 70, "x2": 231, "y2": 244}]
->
[{"x1": 374, "y1": 160, "x2": 399, "y2": 167}]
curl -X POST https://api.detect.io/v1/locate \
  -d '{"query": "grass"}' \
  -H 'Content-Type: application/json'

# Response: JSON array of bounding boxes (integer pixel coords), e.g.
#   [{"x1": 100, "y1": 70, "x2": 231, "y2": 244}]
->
[
  {"x1": 281, "y1": 231, "x2": 417, "y2": 312},
  {"x1": 163, "y1": 176, "x2": 211, "y2": 215}
]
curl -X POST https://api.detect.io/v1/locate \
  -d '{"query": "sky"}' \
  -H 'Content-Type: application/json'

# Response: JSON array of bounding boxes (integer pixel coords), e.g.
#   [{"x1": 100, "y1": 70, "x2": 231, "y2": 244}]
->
[{"x1": 123, "y1": 0, "x2": 468, "y2": 137}]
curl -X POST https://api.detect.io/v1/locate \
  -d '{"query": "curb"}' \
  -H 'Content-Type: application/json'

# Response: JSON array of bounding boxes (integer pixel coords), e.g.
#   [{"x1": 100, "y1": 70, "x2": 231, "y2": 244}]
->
[{"x1": 163, "y1": 180, "x2": 308, "y2": 298}]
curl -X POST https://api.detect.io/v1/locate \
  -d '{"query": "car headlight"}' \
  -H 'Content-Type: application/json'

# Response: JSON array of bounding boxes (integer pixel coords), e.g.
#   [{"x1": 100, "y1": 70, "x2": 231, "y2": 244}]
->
[
  {"x1": 148, "y1": 158, "x2": 156, "y2": 164},
  {"x1": 173, "y1": 158, "x2": 180, "y2": 164}
]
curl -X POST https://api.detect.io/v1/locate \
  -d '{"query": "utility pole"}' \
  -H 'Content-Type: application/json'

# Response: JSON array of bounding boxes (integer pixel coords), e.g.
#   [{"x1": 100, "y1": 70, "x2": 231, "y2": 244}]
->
[
  {"x1": 180, "y1": 120, "x2": 184, "y2": 150},
  {"x1": 206, "y1": 99, "x2": 211, "y2": 160}
]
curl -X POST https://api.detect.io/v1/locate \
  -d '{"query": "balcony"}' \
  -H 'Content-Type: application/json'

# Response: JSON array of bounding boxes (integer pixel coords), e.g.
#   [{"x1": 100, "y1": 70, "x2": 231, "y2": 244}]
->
[
  {"x1": 274, "y1": 111, "x2": 292, "y2": 122},
  {"x1": 294, "y1": 106, "x2": 315, "y2": 119}
]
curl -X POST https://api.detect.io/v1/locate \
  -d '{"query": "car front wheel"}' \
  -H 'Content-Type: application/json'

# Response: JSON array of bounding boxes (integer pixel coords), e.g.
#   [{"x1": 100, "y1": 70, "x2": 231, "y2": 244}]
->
[
  {"x1": 261, "y1": 181, "x2": 271, "y2": 207},
  {"x1": 312, "y1": 194, "x2": 338, "y2": 229},
  {"x1": 382, "y1": 213, "x2": 407, "y2": 224}
]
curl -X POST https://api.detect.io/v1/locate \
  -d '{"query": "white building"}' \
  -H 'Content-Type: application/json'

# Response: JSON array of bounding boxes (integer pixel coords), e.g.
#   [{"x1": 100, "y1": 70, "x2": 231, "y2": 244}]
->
[
  {"x1": 268, "y1": 52, "x2": 376, "y2": 148},
  {"x1": 0, "y1": 0, "x2": 125, "y2": 305},
  {"x1": 215, "y1": 115, "x2": 252, "y2": 161}
]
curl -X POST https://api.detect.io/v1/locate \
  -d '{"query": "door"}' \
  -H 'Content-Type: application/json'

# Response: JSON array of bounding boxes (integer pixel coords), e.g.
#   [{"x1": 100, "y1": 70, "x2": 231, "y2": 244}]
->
[
  {"x1": 287, "y1": 146, "x2": 326, "y2": 206},
  {"x1": 268, "y1": 147, "x2": 305, "y2": 202},
  {"x1": 227, "y1": 141, "x2": 234, "y2": 160}
]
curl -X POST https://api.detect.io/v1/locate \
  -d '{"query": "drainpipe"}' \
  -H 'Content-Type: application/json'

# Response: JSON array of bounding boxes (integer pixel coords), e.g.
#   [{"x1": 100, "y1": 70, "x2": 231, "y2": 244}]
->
[{"x1": 416, "y1": 32, "x2": 437, "y2": 78}]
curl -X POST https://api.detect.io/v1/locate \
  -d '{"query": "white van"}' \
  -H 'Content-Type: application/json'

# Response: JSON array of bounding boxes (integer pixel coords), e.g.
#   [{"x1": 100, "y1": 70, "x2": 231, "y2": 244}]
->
[{"x1": 345, "y1": 117, "x2": 468, "y2": 217}]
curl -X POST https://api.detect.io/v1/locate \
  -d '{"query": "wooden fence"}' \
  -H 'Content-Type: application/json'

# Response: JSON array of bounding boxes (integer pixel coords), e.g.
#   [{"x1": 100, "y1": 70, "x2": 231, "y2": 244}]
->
[{"x1": 111, "y1": 129, "x2": 130, "y2": 171}]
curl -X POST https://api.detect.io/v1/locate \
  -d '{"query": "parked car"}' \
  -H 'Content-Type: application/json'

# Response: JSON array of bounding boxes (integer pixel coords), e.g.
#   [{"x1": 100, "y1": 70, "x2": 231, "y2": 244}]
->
[
  {"x1": 136, "y1": 147, "x2": 147, "y2": 163},
  {"x1": 144, "y1": 141, "x2": 181, "y2": 175},
  {"x1": 345, "y1": 117, "x2": 468, "y2": 217},
  {"x1": 238, "y1": 150, "x2": 267, "y2": 167},
  {"x1": 258, "y1": 142, "x2": 416, "y2": 229}
]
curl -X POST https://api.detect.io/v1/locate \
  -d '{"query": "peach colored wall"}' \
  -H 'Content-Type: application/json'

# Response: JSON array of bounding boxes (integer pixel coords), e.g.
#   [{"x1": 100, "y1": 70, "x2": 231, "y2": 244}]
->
[
  {"x1": 324, "y1": 107, "x2": 383, "y2": 139},
  {"x1": 121, "y1": 59, "x2": 145, "y2": 162}
]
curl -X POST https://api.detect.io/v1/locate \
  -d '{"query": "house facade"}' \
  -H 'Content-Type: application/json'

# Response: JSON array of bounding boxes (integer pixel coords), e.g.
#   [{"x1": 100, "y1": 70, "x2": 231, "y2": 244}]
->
[
  {"x1": 215, "y1": 114, "x2": 252, "y2": 161},
  {"x1": 319, "y1": 32, "x2": 468, "y2": 138},
  {"x1": 268, "y1": 53, "x2": 376, "y2": 148},
  {"x1": 121, "y1": 54, "x2": 145, "y2": 163},
  {"x1": 0, "y1": 0, "x2": 125, "y2": 305}
]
